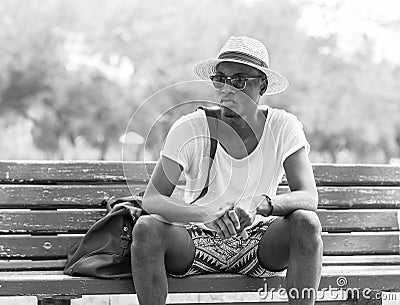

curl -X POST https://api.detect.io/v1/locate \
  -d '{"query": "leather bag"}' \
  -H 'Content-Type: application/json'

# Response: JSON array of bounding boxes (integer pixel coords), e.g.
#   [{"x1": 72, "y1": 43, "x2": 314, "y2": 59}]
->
[{"x1": 63, "y1": 195, "x2": 144, "y2": 278}]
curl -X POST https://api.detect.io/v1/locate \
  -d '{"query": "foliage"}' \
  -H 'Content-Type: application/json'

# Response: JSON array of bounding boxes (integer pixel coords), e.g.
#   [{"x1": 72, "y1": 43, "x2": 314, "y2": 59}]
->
[{"x1": 0, "y1": 0, "x2": 399, "y2": 162}]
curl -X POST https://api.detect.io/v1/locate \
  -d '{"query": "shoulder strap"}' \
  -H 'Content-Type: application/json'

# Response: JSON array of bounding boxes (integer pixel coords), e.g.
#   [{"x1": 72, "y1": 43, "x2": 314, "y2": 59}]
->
[
  {"x1": 200, "y1": 106, "x2": 219, "y2": 160},
  {"x1": 190, "y1": 106, "x2": 266, "y2": 204},
  {"x1": 190, "y1": 106, "x2": 220, "y2": 204},
  {"x1": 260, "y1": 106, "x2": 268, "y2": 118}
]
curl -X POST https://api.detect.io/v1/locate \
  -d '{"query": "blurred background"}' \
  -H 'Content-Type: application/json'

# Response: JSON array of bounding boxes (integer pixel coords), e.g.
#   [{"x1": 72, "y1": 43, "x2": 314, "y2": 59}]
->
[
  {"x1": 1, "y1": 0, "x2": 399, "y2": 164},
  {"x1": 1, "y1": 1, "x2": 400, "y2": 304}
]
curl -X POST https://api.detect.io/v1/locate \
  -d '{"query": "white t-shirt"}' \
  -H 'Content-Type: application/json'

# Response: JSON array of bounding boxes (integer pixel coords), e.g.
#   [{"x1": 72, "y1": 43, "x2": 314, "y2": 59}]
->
[{"x1": 161, "y1": 106, "x2": 310, "y2": 227}]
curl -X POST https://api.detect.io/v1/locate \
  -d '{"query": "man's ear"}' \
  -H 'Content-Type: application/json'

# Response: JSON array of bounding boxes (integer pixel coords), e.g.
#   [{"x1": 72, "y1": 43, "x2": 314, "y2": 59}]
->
[{"x1": 260, "y1": 78, "x2": 268, "y2": 95}]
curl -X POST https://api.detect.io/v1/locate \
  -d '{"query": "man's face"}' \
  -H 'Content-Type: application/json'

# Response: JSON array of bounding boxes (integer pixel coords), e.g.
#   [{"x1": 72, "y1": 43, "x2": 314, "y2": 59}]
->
[{"x1": 214, "y1": 62, "x2": 264, "y2": 118}]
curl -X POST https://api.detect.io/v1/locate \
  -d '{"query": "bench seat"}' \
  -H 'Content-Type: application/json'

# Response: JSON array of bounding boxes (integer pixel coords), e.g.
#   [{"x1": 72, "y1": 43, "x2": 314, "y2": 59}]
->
[
  {"x1": 0, "y1": 161, "x2": 399, "y2": 304},
  {"x1": 1, "y1": 266, "x2": 400, "y2": 296}
]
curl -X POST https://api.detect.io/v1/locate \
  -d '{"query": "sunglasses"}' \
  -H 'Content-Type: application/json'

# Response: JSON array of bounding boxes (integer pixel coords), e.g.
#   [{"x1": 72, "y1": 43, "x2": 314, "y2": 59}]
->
[{"x1": 210, "y1": 74, "x2": 264, "y2": 90}]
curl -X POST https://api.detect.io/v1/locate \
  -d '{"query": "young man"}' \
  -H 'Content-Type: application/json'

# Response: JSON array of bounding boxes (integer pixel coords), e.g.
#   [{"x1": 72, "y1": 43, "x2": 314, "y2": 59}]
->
[{"x1": 131, "y1": 36, "x2": 322, "y2": 305}]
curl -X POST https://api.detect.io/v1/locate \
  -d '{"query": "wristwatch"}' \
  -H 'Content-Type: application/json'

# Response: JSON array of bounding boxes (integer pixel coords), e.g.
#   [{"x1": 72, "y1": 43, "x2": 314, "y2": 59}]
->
[{"x1": 261, "y1": 194, "x2": 274, "y2": 217}]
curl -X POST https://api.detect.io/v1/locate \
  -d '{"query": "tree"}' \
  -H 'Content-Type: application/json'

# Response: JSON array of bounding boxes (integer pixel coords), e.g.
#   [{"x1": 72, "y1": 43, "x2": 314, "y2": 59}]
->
[{"x1": 0, "y1": 0, "x2": 399, "y2": 162}]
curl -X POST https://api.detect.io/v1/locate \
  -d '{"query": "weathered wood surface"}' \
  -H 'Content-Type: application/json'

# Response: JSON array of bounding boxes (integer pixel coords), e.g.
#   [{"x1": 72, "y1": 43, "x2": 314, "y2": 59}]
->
[
  {"x1": 171, "y1": 303, "x2": 361, "y2": 305},
  {"x1": 1, "y1": 266, "x2": 400, "y2": 296},
  {"x1": 322, "y1": 233, "x2": 400, "y2": 255},
  {"x1": 0, "y1": 184, "x2": 135, "y2": 209},
  {"x1": 0, "y1": 209, "x2": 399, "y2": 233},
  {"x1": 2, "y1": 255, "x2": 400, "y2": 272},
  {"x1": 1, "y1": 162, "x2": 400, "y2": 186},
  {"x1": 0, "y1": 161, "x2": 399, "y2": 301},
  {"x1": 317, "y1": 187, "x2": 400, "y2": 209},
  {"x1": 166, "y1": 303, "x2": 365, "y2": 305},
  {"x1": 38, "y1": 298, "x2": 71, "y2": 305},
  {"x1": 0, "y1": 210, "x2": 106, "y2": 233},
  {"x1": 1, "y1": 185, "x2": 399, "y2": 209},
  {"x1": 0, "y1": 161, "x2": 154, "y2": 184},
  {"x1": 0, "y1": 233, "x2": 399, "y2": 259},
  {"x1": 322, "y1": 255, "x2": 400, "y2": 265},
  {"x1": 317, "y1": 209, "x2": 400, "y2": 232},
  {"x1": 0, "y1": 260, "x2": 68, "y2": 271}
]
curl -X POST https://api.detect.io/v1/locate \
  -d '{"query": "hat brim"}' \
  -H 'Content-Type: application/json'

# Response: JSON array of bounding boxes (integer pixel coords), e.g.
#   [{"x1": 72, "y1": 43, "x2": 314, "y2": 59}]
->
[{"x1": 193, "y1": 58, "x2": 288, "y2": 95}]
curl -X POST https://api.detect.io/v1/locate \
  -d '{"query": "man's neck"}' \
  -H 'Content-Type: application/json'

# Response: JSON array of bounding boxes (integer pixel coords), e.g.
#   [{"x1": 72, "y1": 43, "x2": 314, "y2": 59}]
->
[{"x1": 220, "y1": 107, "x2": 265, "y2": 142}]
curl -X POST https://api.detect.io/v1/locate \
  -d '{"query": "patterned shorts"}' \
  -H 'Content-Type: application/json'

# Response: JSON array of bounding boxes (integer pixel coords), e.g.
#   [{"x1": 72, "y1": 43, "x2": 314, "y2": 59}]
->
[{"x1": 169, "y1": 218, "x2": 281, "y2": 278}]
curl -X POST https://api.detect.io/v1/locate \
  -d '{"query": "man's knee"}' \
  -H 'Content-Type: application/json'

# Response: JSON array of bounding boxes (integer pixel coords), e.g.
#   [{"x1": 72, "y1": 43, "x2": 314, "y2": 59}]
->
[
  {"x1": 287, "y1": 209, "x2": 322, "y2": 252},
  {"x1": 131, "y1": 215, "x2": 168, "y2": 256}
]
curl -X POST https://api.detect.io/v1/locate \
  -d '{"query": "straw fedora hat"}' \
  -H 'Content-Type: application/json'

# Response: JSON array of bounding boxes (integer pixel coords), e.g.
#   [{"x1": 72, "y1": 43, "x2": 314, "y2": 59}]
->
[{"x1": 193, "y1": 36, "x2": 288, "y2": 95}]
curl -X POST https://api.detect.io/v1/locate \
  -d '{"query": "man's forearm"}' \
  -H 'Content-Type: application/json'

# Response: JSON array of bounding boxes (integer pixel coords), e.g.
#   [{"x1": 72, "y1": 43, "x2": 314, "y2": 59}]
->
[
  {"x1": 142, "y1": 194, "x2": 208, "y2": 224},
  {"x1": 257, "y1": 190, "x2": 318, "y2": 217}
]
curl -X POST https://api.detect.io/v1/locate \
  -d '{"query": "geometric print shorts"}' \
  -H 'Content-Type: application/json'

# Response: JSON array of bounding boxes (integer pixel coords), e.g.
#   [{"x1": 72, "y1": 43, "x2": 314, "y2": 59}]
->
[{"x1": 168, "y1": 218, "x2": 280, "y2": 278}]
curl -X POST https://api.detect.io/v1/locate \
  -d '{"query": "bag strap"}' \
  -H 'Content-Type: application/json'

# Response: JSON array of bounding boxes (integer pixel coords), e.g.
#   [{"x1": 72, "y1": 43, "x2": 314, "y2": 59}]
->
[
  {"x1": 189, "y1": 106, "x2": 268, "y2": 204},
  {"x1": 190, "y1": 106, "x2": 220, "y2": 204},
  {"x1": 261, "y1": 107, "x2": 268, "y2": 119}
]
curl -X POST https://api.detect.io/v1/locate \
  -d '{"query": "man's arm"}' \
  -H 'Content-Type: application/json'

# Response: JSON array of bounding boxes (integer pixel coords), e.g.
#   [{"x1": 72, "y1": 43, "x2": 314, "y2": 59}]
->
[
  {"x1": 143, "y1": 156, "x2": 230, "y2": 224},
  {"x1": 256, "y1": 147, "x2": 318, "y2": 216}
]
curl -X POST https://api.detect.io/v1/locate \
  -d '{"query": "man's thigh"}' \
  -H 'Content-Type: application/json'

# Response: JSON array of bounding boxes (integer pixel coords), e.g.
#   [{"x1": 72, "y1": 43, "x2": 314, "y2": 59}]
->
[
  {"x1": 257, "y1": 217, "x2": 290, "y2": 272},
  {"x1": 164, "y1": 223, "x2": 195, "y2": 275}
]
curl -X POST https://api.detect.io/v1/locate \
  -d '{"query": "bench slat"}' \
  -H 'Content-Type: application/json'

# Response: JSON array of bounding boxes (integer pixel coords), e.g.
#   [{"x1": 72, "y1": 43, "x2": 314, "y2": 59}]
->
[
  {"x1": 0, "y1": 161, "x2": 154, "y2": 184},
  {"x1": 0, "y1": 233, "x2": 399, "y2": 259},
  {"x1": 2, "y1": 255, "x2": 400, "y2": 272},
  {"x1": 311, "y1": 164, "x2": 400, "y2": 186},
  {"x1": 317, "y1": 209, "x2": 400, "y2": 232},
  {"x1": 0, "y1": 260, "x2": 67, "y2": 271},
  {"x1": 323, "y1": 233, "x2": 400, "y2": 255},
  {"x1": 1, "y1": 185, "x2": 400, "y2": 209},
  {"x1": 166, "y1": 302, "x2": 371, "y2": 305},
  {"x1": 1, "y1": 162, "x2": 400, "y2": 186},
  {"x1": 323, "y1": 255, "x2": 400, "y2": 265},
  {"x1": 1, "y1": 209, "x2": 399, "y2": 233},
  {"x1": 168, "y1": 299, "x2": 356, "y2": 305},
  {"x1": 0, "y1": 210, "x2": 106, "y2": 233},
  {"x1": 1, "y1": 266, "x2": 400, "y2": 296},
  {"x1": 0, "y1": 184, "x2": 136, "y2": 209},
  {"x1": 317, "y1": 187, "x2": 400, "y2": 209}
]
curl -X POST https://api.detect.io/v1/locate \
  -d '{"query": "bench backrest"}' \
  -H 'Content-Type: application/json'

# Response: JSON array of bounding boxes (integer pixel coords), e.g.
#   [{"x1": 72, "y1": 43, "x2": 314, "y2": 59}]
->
[{"x1": 0, "y1": 161, "x2": 399, "y2": 271}]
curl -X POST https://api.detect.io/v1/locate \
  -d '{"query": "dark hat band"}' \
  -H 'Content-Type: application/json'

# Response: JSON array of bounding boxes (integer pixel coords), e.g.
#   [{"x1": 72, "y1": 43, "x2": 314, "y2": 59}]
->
[{"x1": 218, "y1": 51, "x2": 269, "y2": 68}]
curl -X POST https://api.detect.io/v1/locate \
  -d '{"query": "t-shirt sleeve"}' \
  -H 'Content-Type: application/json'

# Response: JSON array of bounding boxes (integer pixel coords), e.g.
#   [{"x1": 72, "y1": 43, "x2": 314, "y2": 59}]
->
[
  {"x1": 160, "y1": 115, "x2": 197, "y2": 172},
  {"x1": 281, "y1": 114, "x2": 310, "y2": 163}
]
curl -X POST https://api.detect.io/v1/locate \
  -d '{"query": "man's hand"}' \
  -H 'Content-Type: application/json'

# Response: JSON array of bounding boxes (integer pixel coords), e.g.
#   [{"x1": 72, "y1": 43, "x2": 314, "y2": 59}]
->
[
  {"x1": 233, "y1": 195, "x2": 266, "y2": 237},
  {"x1": 234, "y1": 205, "x2": 256, "y2": 233},
  {"x1": 206, "y1": 205, "x2": 256, "y2": 239},
  {"x1": 204, "y1": 206, "x2": 241, "y2": 239},
  {"x1": 203, "y1": 199, "x2": 258, "y2": 239},
  {"x1": 202, "y1": 195, "x2": 266, "y2": 239}
]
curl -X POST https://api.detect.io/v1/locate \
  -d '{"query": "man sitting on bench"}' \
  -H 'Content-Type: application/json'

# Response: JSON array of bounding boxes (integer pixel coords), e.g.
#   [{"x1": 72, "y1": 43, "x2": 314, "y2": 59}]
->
[{"x1": 131, "y1": 35, "x2": 322, "y2": 305}]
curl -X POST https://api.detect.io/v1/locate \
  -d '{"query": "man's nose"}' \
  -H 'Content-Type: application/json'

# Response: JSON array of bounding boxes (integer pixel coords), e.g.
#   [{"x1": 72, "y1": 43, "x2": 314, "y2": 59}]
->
[{"x1": 221, "y1": 80, "x2": 235, "y2": 93}]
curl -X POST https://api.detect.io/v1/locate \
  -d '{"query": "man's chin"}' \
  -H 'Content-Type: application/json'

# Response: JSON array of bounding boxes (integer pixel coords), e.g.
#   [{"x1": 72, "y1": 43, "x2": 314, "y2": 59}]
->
[{"x1": 221, "y1": 106, "x2": 238, "y2": 118}]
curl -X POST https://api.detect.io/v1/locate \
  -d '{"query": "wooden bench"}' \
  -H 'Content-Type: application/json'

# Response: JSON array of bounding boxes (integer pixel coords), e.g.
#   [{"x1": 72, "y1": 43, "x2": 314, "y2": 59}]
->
[{"x1": 0, "y1": 161, "x2": 400, "y2": 304}]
